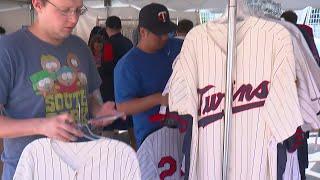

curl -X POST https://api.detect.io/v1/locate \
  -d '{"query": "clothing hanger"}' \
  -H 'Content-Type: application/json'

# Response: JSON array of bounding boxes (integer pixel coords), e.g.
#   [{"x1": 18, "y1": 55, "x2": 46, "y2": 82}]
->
[
  {"x1": 77, "y1": 102, "x2": 103, "y2": 141},
  {"x1": 76, "y1": 102, "x2": 125, "y2": 141},
  {"x1": 215, "y1": 0, "x2": 252, "y2": 24}
]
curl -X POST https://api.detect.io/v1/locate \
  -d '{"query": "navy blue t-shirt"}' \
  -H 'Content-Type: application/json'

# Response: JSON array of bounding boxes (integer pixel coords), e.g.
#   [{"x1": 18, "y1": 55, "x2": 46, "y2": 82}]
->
[
  {"x1": 114, "y1": 38, "x2": 182, "y2": 147},
  {"x1": 0, "y1": 27, "x2": 101, "y2": 180}
]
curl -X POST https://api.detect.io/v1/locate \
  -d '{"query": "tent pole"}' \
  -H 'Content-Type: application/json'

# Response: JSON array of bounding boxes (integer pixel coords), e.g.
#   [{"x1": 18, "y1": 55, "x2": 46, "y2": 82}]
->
[
  {"x1": 104, "y1": 0, "x2": 111, "y2": 17},
  {"x1": 196, "y1": 9, "x2": 201, "y2": 25},
  {"x1": 29, "y1": 4, "x2": 35, "y2": 25},
  {"x1": 223, "y1": 0, "x2": 237, "y2": 179}
]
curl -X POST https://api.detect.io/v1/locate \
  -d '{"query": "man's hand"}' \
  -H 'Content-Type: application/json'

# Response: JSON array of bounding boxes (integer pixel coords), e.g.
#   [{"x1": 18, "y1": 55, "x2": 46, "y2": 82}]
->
[
  {"x1": 89, "y1": 101, "x2": 125, "y2": 127},
  {"x1": 39, "y1": 113, "x2": 83, "y2": 142}
]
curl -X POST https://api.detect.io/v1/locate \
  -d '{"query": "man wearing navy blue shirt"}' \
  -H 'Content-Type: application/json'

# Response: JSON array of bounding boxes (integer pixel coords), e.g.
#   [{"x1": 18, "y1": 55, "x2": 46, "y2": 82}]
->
[
  {"x1": 114, "y1": 3, "x2": 183, "y2": 148},
  {"x1": 105, "y1": 16, "x2": 133, "y2": 67},
  {"x1": 103, "y1": 16, "x2": 134, "y2": 131}
]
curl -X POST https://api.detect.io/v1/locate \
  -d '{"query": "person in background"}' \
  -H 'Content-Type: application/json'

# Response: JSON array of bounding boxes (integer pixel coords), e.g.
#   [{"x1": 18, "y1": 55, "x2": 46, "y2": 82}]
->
[
  {"x1": 103, "y1": 16, "x2": 135, "y2": 145},
  {"x1": 88, "y1": 26, "x2": 114, "y2": 102},
  {"x1": 89, "y1": 35, "x2": 103, "y2": 68},
  {"x1": 88, "y1": 26, "x2": 112, "y2": 69},
  {"x1": 100, "y1": 16, "x2": 135, "y2": 103},
  {"x1": 88, "y1": 26, "x2": 104, "y2": 45},
  {"x1": 0, "y1": 0, "x2": 122, "y2": 179},
  {"x1": 114, "y1": 3, "x2": 183, "y2": 148},
  {"x1": 105, "y1": 16, "x2": 133, "y2": 66},
  {"x1": 176, "y1": 19, "x2": 194, "y2": 40}
]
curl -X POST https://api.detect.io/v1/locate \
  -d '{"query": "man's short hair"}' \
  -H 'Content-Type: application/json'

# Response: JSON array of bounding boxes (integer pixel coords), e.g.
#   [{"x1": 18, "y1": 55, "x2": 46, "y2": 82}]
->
[
  {"x1": 177, "y1": 19, "x2": 194, "y2": 34},
  {"x1": 0, "y1": 26, "x2": 5, "y2": 35},
  {"x1": 105, "y1": 16, "x2": 122, "y2": 29},
  {"x1": 281, "y1": 10, "x2": 298, "y2": 24}
]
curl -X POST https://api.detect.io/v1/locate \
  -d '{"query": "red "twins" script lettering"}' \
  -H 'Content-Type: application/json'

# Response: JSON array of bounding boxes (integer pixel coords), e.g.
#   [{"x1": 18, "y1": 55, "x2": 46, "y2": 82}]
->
[{"x1": 197, "y1": 81, "x2": 270, "y2": 116}]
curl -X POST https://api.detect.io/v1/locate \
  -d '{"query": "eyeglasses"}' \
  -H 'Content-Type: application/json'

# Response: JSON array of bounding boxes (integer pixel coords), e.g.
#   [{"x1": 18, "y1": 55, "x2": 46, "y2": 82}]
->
[{"x1": 46, "y1": 0, "x2": 88, "y2": 17}]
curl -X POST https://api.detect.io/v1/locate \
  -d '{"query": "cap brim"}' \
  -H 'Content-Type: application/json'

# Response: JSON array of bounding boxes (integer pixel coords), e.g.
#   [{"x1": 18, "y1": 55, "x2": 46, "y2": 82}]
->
[{"x1": 150, "y1": 21, "x2": 177, "y2": 35}]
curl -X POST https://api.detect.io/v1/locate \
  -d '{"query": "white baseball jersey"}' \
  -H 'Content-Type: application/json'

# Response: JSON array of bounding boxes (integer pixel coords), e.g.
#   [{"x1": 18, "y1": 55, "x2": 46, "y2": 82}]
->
[
  {"x1": 137, "y1": 127, "x2": 185, "y2": 180},
  {"x1": 167, "y1": 16, "x2": 304, "y2": 180},
  {"x1": 13, "y1": 138, "x2": 141, "y2": 180},
  {"x1": 280, "y1": 21, "x2": 320, "y2": 130},
  {"x1": 275, "y1": 20, "x2": 320, "y2": 179}
]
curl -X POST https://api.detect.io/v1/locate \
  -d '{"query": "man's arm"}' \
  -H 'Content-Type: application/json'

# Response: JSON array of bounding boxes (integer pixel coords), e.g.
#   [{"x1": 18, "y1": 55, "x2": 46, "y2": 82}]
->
[
  {"x1": 87, "y1": 89, "x2": 124, "y2": 127},
  {"x1": 116, "y1": 93, "x2": 168, "y2": 115},
  {"x1": 0, "y1": 104, "x2": 83, "y2": 141},
  {"x1": 0, "y1": 104, "x2": 41, "y2": 138},
  {"x1": 88, "y1": 89, "x2": 104, "y2": 117}
]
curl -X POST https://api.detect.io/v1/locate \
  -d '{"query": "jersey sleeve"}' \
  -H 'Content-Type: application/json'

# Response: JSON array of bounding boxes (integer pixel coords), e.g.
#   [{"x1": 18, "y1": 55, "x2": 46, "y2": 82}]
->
[
  {"x1": 293, "y1": 36, "x2": 320, "y2": 130},
  {"x1": 167, "y1": 30, "x2": 199, "y2": 180},
  {"x1": 261, "y1": 30, "x2": 304, "y2": 143},
  {"x1": 114, "y1": 60, "x2": 140, "y2": 103},
  {"x1": 168, "y1": 35, "x2": 198, "y2": 115},
  {"x1": 168, "y1": 57, "x2": 189, "y2": 114},
  {"x1": 13, "y1": 143, "x2": 35, "y2": 180}
]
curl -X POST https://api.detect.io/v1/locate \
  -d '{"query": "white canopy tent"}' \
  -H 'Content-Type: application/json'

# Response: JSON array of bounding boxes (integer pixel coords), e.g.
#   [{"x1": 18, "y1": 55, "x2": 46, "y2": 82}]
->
[
  {"x1": 0, "y1": 1, "x2": 32, "y2": 34},
  {"x1": 0, "y1": 0, "x2": 319, "y2": 36},
  {"x1": 0, "y1": 0, "x2": 200, "y2": 40},
  {"x1": 83, "y1": 0, "x2": 320, "y2": 11},
  {"x1": 278, "y1": 0, "x2": 320, "y2": 10},
  {"x1": 75, "y1": 6, "x2": 200, "y2": 43}
]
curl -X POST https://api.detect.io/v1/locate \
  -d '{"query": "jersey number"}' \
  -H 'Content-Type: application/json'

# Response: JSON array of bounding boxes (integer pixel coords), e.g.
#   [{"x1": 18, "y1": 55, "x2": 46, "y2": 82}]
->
[{"x1": 158, "y1": 156, "x2": 176, "y2": 180}]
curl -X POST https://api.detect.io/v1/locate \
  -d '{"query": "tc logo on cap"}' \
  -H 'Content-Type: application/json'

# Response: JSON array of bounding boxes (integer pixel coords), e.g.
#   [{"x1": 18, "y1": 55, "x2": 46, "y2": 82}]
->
[{"x1": 158, "y1": 11, "x2": 168, "y2": 23}]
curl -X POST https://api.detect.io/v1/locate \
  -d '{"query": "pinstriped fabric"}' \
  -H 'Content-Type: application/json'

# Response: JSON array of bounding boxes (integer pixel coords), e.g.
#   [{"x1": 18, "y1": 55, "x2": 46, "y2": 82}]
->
[
  {"x1": 280, "y1": 21, "x2": 320, "y2": 130},
  {"x1": 273, "y1": 21, "x2": 320, "y2": 179},
  {"x1": 168, "y1": 16, "x2": 304, "y2": 180},
  {"x1": 168, "y1": 31, "x2": 199, "y2": 180},
  {"x1": 13, "y1": 138, "x2": 141, "y2": 180},
  {"x1": 295, "y1": 39, "x2": 320, "y2": 128},
  {"x1": 137, "y1": 127, "x2": 185, "y2": 180}
]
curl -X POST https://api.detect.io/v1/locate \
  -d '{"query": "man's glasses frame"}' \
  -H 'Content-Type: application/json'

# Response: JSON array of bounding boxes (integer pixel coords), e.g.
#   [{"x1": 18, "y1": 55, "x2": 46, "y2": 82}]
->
[{"x1": 46, "y1": 0, "x2": 88, "y2": 17}]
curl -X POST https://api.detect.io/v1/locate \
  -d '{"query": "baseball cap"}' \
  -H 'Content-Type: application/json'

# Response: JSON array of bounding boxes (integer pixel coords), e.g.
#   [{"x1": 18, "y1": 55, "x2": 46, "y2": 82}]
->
[
  {"x1": 138, "y1": 3, "x2": 177, "y2": 35},
  {"x1": 105, "y1": 16, "x2": 122, "y2": 29}
]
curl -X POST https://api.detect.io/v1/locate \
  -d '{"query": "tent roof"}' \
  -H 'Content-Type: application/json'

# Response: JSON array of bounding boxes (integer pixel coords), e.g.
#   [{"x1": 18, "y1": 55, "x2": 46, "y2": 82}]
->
[
  {"x1": 0, "y1": 0, "x2": 30, "y2": 12},
  {"x1": 277, "y1": 0, "x2": 320, "y2": 10},
  {"x1": 118, "y1": 0, "x2": 320, "y2": 10},
  {"x1": 85, "y1": 0, "x2": 320, "y2": 10},
  {"x1": 1, "y1": 0, "x2": 320, "y2": 12}
]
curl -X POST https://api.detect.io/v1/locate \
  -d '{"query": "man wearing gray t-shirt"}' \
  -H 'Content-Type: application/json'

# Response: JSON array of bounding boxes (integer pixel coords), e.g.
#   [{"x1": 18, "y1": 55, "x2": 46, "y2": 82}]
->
[{"x1": 0, "y1": 0, "x2": 123, "y2": 179}]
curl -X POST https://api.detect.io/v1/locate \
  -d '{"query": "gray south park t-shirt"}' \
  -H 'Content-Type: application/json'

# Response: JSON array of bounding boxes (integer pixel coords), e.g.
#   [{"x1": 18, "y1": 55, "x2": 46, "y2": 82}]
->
[{"x1": 0, "y1": 27, "x2": 101, "y2": 180}]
